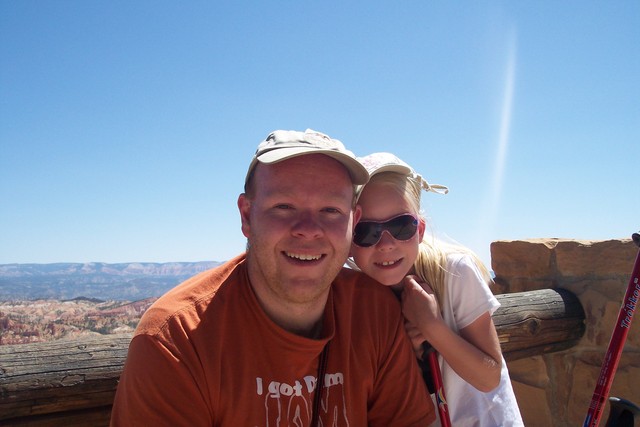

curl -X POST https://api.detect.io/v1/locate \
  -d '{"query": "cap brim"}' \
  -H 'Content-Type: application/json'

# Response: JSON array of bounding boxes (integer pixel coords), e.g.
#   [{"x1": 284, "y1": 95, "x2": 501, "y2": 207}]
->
[
  {"x1": 368, "y1": 164, "x2": 413, "y2": 177},
  {"x1": 252, "y1": 147, "x2": 369, "y2": 185}
]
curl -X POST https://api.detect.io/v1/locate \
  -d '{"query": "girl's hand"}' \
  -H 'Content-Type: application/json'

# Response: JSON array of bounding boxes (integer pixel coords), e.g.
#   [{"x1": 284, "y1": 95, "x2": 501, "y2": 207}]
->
[
  {"x1": 401, "y1": 271, "x2": 503, "y2": 392},
  {"x1": 400, "y1": 276, "x2": 443, "y2": 341},
  {"x1": 404, "y1": 322, "x2": 427, "y2": 358}
]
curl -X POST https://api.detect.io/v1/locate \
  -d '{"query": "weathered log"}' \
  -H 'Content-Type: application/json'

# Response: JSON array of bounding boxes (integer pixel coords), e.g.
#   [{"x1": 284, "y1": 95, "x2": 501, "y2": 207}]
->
[
  {"x1": 0, "y1": 336, "x2": 130, "y2": 425},
  {"x1": 0, "y1": 288, "x2": 585, "y2": 425},
  {"x1": 494, "y1": 288, "x2": 586, "y2": 361}
]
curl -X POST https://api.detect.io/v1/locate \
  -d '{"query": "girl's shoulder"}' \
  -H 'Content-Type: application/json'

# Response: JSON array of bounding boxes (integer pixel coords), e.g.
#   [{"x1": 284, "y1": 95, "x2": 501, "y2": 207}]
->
[
  {"x1": 443, "y1": 252, "x2": 500, "y2": 325},
  {"x1": 444, "y1": 252, "x2": 479, "y2": 275},
  {"x1": 443, "y1": 252, "x2": 493, "y2": 294}
]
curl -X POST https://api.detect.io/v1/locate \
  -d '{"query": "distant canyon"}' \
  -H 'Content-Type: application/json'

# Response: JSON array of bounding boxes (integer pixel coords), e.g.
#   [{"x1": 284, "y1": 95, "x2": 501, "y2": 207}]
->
[
  {"x1": 0, "y1": 261, "x2": 221, "y2": 300},
  {"x1": 0, "y1": 261, "x2": 222, "y2": 345}
]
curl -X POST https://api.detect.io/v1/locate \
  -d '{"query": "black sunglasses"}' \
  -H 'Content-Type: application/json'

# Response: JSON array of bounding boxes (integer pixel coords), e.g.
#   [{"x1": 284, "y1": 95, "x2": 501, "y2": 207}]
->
[{"x1": 353, "y1": 214, "x2": 419, "y2": 248}]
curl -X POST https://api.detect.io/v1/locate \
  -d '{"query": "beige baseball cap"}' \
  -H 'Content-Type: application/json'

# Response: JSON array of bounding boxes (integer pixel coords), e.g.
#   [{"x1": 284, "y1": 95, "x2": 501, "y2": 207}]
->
[{"x1": 245, "y1": 129, "x2": 370, "y2": 186}]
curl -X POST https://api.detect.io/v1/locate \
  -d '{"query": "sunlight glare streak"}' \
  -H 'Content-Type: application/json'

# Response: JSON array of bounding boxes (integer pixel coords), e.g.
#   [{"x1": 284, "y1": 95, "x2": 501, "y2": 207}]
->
[{"x1": 479, "y1": 31, "x2": 517, "y2": 267}]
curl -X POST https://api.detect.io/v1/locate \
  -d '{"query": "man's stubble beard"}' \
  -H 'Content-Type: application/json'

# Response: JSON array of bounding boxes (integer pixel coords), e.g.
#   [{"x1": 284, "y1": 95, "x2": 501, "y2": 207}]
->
[{"x1": 245, "y1": 238, "x2": 349, "y2": 306}]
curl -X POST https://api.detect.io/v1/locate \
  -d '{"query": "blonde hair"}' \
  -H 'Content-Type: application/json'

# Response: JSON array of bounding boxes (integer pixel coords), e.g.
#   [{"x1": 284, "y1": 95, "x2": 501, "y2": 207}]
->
[{"x1": 364, "y1": 172, "x2": 493, "y2": 306}]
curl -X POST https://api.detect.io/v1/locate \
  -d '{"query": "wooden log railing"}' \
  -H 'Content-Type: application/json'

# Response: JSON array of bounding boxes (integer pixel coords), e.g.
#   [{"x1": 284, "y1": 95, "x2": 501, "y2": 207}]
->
[{"x1": 0, "y1": 288, "x2": 585, "y2": 426}]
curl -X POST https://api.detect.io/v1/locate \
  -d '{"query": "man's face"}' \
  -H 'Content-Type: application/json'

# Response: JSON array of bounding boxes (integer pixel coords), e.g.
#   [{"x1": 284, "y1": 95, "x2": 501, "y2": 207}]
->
[{"x1": 238, "y1": 154, "x2": 361, "y2": 307}]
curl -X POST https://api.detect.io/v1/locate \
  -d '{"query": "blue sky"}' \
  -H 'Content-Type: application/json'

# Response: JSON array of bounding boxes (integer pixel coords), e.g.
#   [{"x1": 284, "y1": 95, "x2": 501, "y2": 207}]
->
[{"x1": 1, "y1": 1, "x2": 638, "y2": 269}]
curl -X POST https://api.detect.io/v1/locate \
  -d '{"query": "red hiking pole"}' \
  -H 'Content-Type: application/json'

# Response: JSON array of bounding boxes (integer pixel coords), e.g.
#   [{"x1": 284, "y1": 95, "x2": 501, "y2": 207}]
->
[
  {"x1": 583, "y1": 232, "x2": 640, "y2": 427},
  {"x1": 423, "y1": 343, "x2": 452, "y2": 427}
]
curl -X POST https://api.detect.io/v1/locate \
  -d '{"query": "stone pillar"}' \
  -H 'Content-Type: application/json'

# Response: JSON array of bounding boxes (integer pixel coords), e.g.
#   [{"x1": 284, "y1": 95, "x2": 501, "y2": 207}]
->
[{"x1": 490, "y1": 238, "x2": 639, "y2": 427}]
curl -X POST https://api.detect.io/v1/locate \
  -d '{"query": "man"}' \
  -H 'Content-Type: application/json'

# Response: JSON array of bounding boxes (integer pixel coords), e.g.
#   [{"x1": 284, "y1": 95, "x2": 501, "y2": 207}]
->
[{"x1": 110, "y1": 129, "x2": 435, "y2": 426}]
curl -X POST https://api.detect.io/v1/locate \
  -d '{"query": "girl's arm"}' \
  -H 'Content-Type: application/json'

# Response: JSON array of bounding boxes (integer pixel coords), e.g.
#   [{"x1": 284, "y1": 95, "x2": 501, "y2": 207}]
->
[{"x1": 401, "y1": 276, "x2": 502, "y2": 392}]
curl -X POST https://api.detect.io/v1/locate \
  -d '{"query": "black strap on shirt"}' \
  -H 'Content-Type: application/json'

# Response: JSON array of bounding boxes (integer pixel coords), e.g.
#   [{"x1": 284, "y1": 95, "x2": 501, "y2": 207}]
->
[{"x1": 311, "y1": 343, "x2": 330, "y2": 427}]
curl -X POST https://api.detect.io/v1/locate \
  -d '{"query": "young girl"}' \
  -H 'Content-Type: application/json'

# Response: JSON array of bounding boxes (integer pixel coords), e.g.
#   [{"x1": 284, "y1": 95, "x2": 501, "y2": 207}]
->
[{"x1": 351, "y1": 152, "x2": 523, "y2": 426}]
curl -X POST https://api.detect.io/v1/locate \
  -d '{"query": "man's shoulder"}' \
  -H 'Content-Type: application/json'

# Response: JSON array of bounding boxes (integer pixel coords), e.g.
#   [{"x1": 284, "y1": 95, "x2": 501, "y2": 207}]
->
[
  {"x1": 135, "y1": 254, "x2": 247, "y2": 335},
  {"x1": 334, "y1": 267, "x2": 398, "y2": 304},
  {"x1": 161, "y1": 254, "x2": 246, "y2": 299},
  {"x1": 331, "y1": 268, "x2": 404, "y2": 348},
  {"x1": 335, "y1": 266, "x2": 377, "y2": 287}
]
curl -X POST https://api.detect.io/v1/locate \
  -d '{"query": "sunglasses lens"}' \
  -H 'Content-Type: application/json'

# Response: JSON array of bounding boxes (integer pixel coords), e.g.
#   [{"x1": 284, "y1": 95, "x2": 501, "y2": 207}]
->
[
  {"x1": 353, "y1": 223, "x2": 380, "y2": 247},
  {"x1": 388, "y1": 215, "x2": 418, "y2": 240},
  {"x1": 353, "y1": 215, "x2": 417, "y2": 247}
]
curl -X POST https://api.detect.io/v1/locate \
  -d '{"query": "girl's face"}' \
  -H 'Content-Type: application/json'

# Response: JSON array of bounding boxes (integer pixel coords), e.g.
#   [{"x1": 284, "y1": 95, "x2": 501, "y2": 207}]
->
[{"x1": 351, "y1": 180, "x2": 425, "y2": 287}]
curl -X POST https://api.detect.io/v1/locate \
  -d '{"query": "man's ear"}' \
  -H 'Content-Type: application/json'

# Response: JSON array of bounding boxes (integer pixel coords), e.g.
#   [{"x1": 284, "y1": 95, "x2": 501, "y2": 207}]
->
[{"x1": 237, "y1": 193, "x2": 251, "y2": 238}]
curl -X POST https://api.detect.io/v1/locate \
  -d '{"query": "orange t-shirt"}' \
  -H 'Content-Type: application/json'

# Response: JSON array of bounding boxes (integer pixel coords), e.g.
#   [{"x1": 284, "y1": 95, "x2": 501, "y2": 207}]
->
[{"x1": 111, "y1": 254, "x2": 435, "y2": 426}]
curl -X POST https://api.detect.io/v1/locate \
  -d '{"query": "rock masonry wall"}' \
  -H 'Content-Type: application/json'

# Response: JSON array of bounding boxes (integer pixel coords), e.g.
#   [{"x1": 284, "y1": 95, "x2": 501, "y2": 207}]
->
[{"x1": 490, "y1": 238, "x2": 639, "y2": 427}]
